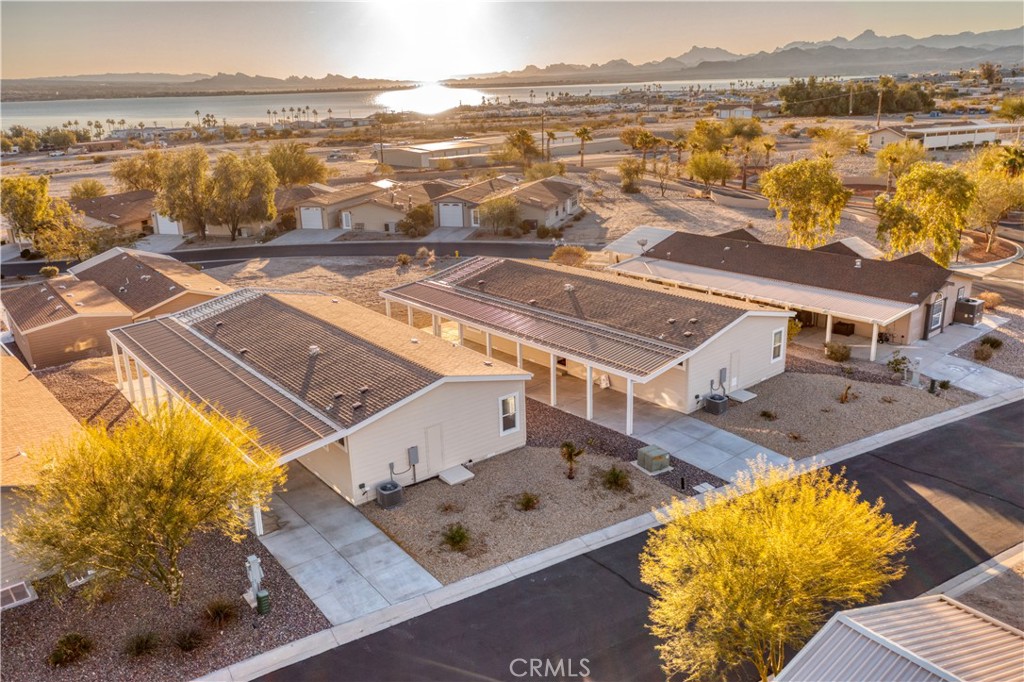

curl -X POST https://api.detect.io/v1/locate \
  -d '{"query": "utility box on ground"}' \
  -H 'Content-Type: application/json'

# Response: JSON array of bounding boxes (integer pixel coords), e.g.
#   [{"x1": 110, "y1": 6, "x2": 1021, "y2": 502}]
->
[
  {"x1": 954, "y1": 298, "x2": 984, "y2": 326},
  {"x1": 637, "y1": 445, "x2": 671, "y2": 474}
]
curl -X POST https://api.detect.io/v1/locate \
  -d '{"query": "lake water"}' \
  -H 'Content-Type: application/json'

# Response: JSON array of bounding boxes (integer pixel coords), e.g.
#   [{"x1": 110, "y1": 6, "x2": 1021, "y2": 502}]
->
[{"x1": 0, "y1": 78, "x2": 793, "y2": 130}]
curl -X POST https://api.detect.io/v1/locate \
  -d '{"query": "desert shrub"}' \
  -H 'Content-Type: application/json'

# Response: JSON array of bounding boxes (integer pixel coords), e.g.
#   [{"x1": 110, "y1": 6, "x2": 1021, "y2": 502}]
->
[
  {"x1": 536, "y1": 225, "x2": 551, "y2": 239},
  {"x1": 203, "y1": 598, "x2": 238, "y2": 629},
  {"x1": 415, "y1": 246, "x2": 430, "y2": 260},
  {"x1": 519, "y1": 219, "x2": 535, "y2": 234},
  {"x1": 938, "y1": 379, "x2": 951, "y2": 390},
  {"x1": 549, "y1": 245, "x2": 589, "y2": 267},
  {"x1": 277, "y1": 212, "x2": 297, "y2": 231},
  {"x1": 979, "y1": 335, "x2": 1003, "y2": 349},
  {"x1": 787, "y1": 318, "x2": 802, "y2": 341},
  {"x1": 48, "y1": 633, "x2": 93, "y2": 667},
  {"x1": 20, "y1": 248, "x2": 43, "y2": 260},
  {"x1": 435, "y1": 158, "x2": 454, "y2": 171},
  {"x1": 92, "y1": 155, "x2": 107, "y2": 164},
  {"x1": 441, "y1": 523, "x2": 470, "y2": 552},
  {"x1": 550, "y1": 227, "x2": 564, "y2": 239},
  {"x1": 974, "y1": 345, "x2": 994, "y2": 361},
  {"x1": 39, "y1": 266, "x2": 59, "y2": 278},
  {"x1": 173, "y1": 628, "x2": 206, "y2": 652},
  {"x1": 602, "y1": 465, "x2": 632, "y2": 492},
  {"x1": 438, "y1": 500, "x2": 464, "y2": 514},
  {"x1": 123, "y1": 631, "x2": 159, "y2": 658},
  {"x1": 515, "y1": 492, "x2": 540, "y2": 511},
  {"x1": 880, "y1": 395, "x2": 897, "y2": 404},
  {"x1": 395, "y1": 253, "x2": 412, "y2": 266},
  {"x1": 502, "y1": 226, "x2": 518, "y2": 237},
  {"x1": 841, "y1": 365, "x2": 855, "y2": 376},
  {"x1": 977, "y1": 291, "x2": 1003, "y2": 309},
  {"x1": 759, "y1": 410, "x2": 778, "y2": 421},
  {"x1": 886, "y1": 350, "x2": 909, "y2": 375},
  {"x1": 787, "y1": 432, "x2": 805, "y2": 442},
  {"x1": 824, "y1": 342, "x2": 851, "y2": 362},
  {"x1": 838, "y1": 385, "x2": 859, "y2": 404}
]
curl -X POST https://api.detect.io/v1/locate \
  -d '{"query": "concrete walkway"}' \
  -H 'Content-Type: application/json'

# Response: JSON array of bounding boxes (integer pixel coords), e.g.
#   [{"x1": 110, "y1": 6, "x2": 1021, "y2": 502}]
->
[
  {"x1": 133, "y1": 234, "x2": 185, "y2": 253},
  {"x1": 199, "y1": 388, "x2": 1024, "y2": 682},
  {"x1": 259, "y1": 464, "x2": 440, "y2": 626},
  {"x1": 420, "y1": 226, "x2": 475, "y2": 242}
]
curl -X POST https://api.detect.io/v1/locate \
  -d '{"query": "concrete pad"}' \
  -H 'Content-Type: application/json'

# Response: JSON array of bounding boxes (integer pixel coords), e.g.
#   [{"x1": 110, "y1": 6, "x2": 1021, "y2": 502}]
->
[
  {"x1": 260, "y1": 524, "x2": 336, "y2": 570},
  {"x1": 699, "y1": 428, "x2": 759, "y2": 456},
  {"x1": 438, "y1": 464, "x2": 475, "y2": 485},
  {"x1": 312, "y1": 580, "x2": 390, "y2": 626},
  {"x1": 308, "y1": 508, "x2": 381, "y2": 552},
  {"x1": 709, "y1": 458, "x2": 757, "y2": 483},
  {"x1": 643, "y1": 426, "x2": 698, "y2": 452},
  {"x1": 663, "y1": 417, "x2": 721, "y2": 440},
  {"x1": 368, "y1": 561, "x2": 442, "y2": 604},
  {"x1": 670, "y1": 440, "x2": 733, "y2": 471},
  {"x1": 329, "y1": 595, "x2": 433, "y2": 646},
  {"x1": 288, "y1": 552, "x2": 362, "y2": 600}
]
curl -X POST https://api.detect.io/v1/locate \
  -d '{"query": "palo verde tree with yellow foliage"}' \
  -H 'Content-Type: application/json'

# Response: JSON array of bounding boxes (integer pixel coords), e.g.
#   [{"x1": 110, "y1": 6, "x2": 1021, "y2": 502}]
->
[
  {"x1": 640, "y1": 458, "x2": 915, "y2": 682},
  {"x1": 8, "y1": 403, "x2": 285, "y2": 606},
  {"x1": 760, "y1": 158, "x2": 852, "y2": 248}
]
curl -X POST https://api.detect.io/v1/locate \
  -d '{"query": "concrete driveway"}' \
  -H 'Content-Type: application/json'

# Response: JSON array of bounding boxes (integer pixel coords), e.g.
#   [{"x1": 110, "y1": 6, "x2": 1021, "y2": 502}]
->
[{"x1": 259, "y1": 463, "x2": 440, "y2": 626}]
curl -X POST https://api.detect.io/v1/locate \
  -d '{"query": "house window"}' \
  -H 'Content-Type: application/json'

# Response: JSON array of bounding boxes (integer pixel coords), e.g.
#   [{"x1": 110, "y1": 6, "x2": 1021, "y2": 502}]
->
[
  {"x1": 957, "y1": 286, "x2": 966, "y2": 300},
  {"x1": 771, "y1": 328, "x2": 784, "y2": 362},
  {"x1": 470, "y1": 209, "x2": 480, "y2": 227},
  {"x1": 499, "y1": 394, "x2": 519, "y2": 435},
  {"x1": 929, "y1": 299, "x2": 945, "y2": 331}
]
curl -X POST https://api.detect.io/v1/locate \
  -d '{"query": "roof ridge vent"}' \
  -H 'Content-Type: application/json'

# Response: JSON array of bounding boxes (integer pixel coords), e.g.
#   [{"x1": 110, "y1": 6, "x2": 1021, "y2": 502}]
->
[
  {"x1": 309, "y1": 344, "x2": 321, "y2": 356},
  {"x1": 333, "y1": 391, "x2": 344, "y2": 399},
  {"x1": 351, "y1": 402, "x2": 363, "y2": 410},
  {"x1": 238, "y1": 348, "x2": 249, "y2": 354},
  {"x1": 667, "y1": 318, "x2": 676, "y2": 324},
  {"x1": 359, "y1": 386, "x2": 370, "y2": 394},
  {"x1": 683, "y1": 330, "x2": 693, "y2": 337},
  {"x1": 46, "y1": 295, "x2": 55, "y2": 301},
  {"x1": 563, "y1": 283, "x2": 575, "y2": 292},
  {"x1": 688, "y1": 317, "x2": 699, "y2": 324}
]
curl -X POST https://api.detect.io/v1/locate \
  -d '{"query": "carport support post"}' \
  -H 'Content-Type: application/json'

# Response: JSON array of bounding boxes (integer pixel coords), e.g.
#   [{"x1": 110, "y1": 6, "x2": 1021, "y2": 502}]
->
[
  {"x1": 406, "y1": 305, "x2": 414, "y2": 327},
  {"x1": 136, "y1": 361, "x2": 148, "y2": 416},
  {"x1": 112, "y1": 343, "x2": 124, "y2": 389},
  {"x1": 549, "y1": 354, "x2": 558, "y2": 406},
  {"x1": 516, "y1": 342, "x2": 523, "y2": 368},
  {"x1": 825, "y1": 314, "x2": 833, "y2": 344},
  {"x1": 431, "y1": 314, "x2": 440, "y2": 336},
  {"x1": 457, "y1": 323, "x2": 465, "y2": 346},
  {"x1": 870, "y1": 322, "x2": 879, "y2": 362},
  {"x1": 626, "y1": 379, "x2": 634, "y2": 436},
  {"x1": 252, "y1": 504, "x2": 264, "y2": 536},
  {"x1": 150, "y1": 375, "x2": 159, "y2": 412},
  {"x1": 384, "y1": 300, "x2": 392, "y2": 319},
  {"x1": 485, "y1": 332, "x2": 493, "y2": 357},
  {"x1": 586, "y1": 365, "x2": 594, "y2": 420},
  {"x1": 125, "y1": 357, "x2": 137, "y2": 404}
]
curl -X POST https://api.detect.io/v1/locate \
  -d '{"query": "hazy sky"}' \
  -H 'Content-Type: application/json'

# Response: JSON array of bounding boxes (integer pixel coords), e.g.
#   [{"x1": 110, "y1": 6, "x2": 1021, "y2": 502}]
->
[{"x1": 2, "y1": 1, "x2": 1021, "y2": 81}]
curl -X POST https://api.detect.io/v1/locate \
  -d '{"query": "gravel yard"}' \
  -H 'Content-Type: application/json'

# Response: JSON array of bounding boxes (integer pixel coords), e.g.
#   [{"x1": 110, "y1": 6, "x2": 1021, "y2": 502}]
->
[
  {"x1": 0, "y1": 532, "x2": 329, "y2": 682},
  {"x1": 35, "y1": 357, "x2": 134, "y2": 431},
  {"x1": 690, "y1": 373, "x2": 974, "y2": 460},
  {"x1": 786, "y1": 343, "x2": 906, "y2": 386},
  {"x1": 952, "y1": 304, "x2": 1024, "y2": 379},
  {"x1": 955, "y1": 562, "x2": 1024, "y2": 631},
  {"x1": 361, "y1": 445, "x2": 677, "y2": 585}
]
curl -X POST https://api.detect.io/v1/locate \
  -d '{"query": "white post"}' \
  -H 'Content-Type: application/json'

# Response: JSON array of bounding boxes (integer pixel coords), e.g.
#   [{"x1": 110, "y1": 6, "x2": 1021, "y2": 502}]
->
[
  {"x1": 626, "y1": 379, "x2": 634, "y2": 436},
  {"x1": 825, "y1": 313, "x2": 833, "y2": 344},
  {"x1": 384, "y1": 300, "x2": 392, "y2": 318},
  {"x1": 125, "y1": 357, "x2": 137, "y2": 403},
  {"x1": 112, "y1": 342, "x2": 124, "y2": 389},
  {"x1": 407, "y1": 306, "x2": 414, "y2": 326},
  {"x1": 485, "y1": 332, "x2": 493, "y2": 357},
  {"x1": 870, "y1": 322, "x2": 879, "y2": 362},
  {"x1": 252, "y1": 504, "x2": 264, "y2": 536},
  {"x1": 432, "y1": 314, "x2": 440, "y2": 336},
  {"x1": 457, "y1": 323, "x2": 464, "y2": 346},
  {"x1": 136, "y1": 360, "x2": 148, "y2": 415},
  {"x1": 516, "y1": 342, "x2": 523, "y2": 369},
  {"x1": 586, "y1": 365, "x2": 594, "y2": 420},
  {"x1": 150, "y1": 375, "x2": 159, "y2": 412},
  {"x1": 549, "y1": 354, "x2": 558, "y2": 406}
]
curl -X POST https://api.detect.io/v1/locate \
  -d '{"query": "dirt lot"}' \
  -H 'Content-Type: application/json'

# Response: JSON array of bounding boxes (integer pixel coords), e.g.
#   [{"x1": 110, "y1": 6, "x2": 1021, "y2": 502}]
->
[
  {"x1": 956, "y1": 561, "x2": 1024, "y2": 631},
  {"x1": 362, "y1": 445, "x2": 675, "y2": 585},
  {"x1": 952, "y1": 304, "x2": 1024, "y2": 379},
  {"x1": 35, "y1": 357, "x2": 134, "y2": 431}
]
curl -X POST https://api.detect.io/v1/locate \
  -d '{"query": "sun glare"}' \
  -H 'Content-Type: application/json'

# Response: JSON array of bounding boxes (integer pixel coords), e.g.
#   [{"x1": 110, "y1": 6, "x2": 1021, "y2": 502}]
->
[{"x1": 375, "y1": 83, "x2": 485, "y2": 114}]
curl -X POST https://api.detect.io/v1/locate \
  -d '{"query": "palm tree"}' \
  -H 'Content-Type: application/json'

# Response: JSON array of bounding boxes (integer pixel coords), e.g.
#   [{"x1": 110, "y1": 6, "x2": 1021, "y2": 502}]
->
[
  {"x1": 118, "y1": 118, "x2": 126, "y2": 129},
  {"x1": 194, "y1": 110, "x2": 200, "y2": 126},
  {"x1": 738, "y1": 140, "x2": 753, "y2": 190},
  {"x1": 546, "y1": 130, "x2": 556, "y2": 162},
  {"x1": 267, "y1": 109, "x2": 272, "y2": 125},
  {"x1": 560, "y1": 441, "x2": 585, "y2": 480},
  {"x1": 312, "y1": 109, "x2": 318, "y2": 123},
  {"x1": 761, "y1": 138, "x2": 776, "y2": 168},
  {"x1": 671, "y1": 139, "x2": 687, "y2": 165},
  {"x1": 1001, "y1": 145, "x2": 1024, "y2": 178},
  {"x1": 575, "y1": 126, "x2": 593, "y2": 167}
]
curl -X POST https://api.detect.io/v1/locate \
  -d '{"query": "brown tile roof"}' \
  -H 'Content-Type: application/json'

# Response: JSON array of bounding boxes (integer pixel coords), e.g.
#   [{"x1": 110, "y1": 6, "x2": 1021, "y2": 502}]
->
[
  {"x1": 435, "y1": 176, "x2": 517, "y2": 205},
  {"x1": 298, "y1": 184, "x2": 382, "y2": 208},
  {"x1": 813, "y1": 241, "x2": 861, "y2": 257},
  {"x1": 1, "y1": 277, "x2": 132, "y2": 332},
  {"x1": 275, "y1": 185, "x2": 333, "y2": 213},
  {"x1": 72, "y1": 248, "x2": 232, "y2": 315},
  {"x1": 646, "y1": 232, "x2": 953, "y2": 305},
  {"x1": 716, "y1": 228, "x2": 762, "y2": 243},
  {"x1": 498, "y1": 177, "x2": 580, "y2": 210},
  {"x1": 1, "y1": 356, "x2": 83, "y2": 486},
  {"x1": 69, "y1": 190, "x2": 156, "y2": 229}
]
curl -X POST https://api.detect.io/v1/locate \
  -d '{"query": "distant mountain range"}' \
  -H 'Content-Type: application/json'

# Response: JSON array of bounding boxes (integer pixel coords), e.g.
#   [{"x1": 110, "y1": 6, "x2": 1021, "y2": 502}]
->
[{"x1": 2, "y1": 26, "x2": 1021, "y2": 102}]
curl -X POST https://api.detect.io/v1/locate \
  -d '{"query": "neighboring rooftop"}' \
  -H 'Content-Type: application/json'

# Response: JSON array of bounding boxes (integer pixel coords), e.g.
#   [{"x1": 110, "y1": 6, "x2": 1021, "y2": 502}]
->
[
  {"x1": 1, "y1": 277, "x2": 132, "y2": 332},
  {"x1": 434, "y1": 176, "x2": 518, "y2": 205},
  {"x1": 488, "y1": 176, "x2": 581, "y2": 210},
  {"x1": 69, "y1": 189, "x2": 156, "y2": 230},
  {"x1": 1, "y1": 356, "x2": 83, "y2": 487},
  {"x1": 70, "y1": 247, "x2": 232, "y2": 315},
  {"x1": 777, "y1": 595, "x2": 1024, "y2": 682}
]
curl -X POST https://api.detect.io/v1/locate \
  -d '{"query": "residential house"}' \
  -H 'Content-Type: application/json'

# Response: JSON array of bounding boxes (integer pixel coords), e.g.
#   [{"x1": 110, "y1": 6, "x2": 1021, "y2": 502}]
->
[
  {"x1": 1, "y1": 354, "x2": 85, "y2": 609},
  {"x1": 69, "y1": 247, "x2": 232, "y2": 321},
  {"x1": 107, "y1": 289, "x2": 531, "y2": 515},
  {"x1": 713, "y1": 103, "x2": 778, "y2": 119},
  {"x1": 1, "y1": 277, "x2": 134, "y2": 368},
  {"x1": 382, "y1": 257, "x2": 793, "y2": 434},
  {"x1": 70, "y1": 189, "x2": 159, "y2": 235},
  {"x1": 867, "y1": 120, "x2": 1020, "y2": 149},
  {"x1": 605, "y1": 228, "x2": 973, "y2": 360},
  {"x1": 294, "y1": 180, "x2": 458, "y2": 233},
  {"x1": 432, "y1": 176, "x2": 582, "y2": 230},
  {"x1": 776, "y1": 595, "x2": 1024, "y2": 681},
  {"x1": 67, "y1": 139, "x2": 126, "y2": 154}
]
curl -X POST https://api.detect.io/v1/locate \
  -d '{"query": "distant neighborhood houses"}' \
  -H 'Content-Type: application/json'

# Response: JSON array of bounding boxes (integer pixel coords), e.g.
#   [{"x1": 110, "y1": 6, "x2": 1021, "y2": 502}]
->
[
  {"x1": 712, "y1": 102, "x2": 780, "y2": 119},
  {"x1": 867, "y1": 119, "x2": 1022, "y2": 149},
  {"x1": 433, "y1": 175, "x2": 583, "y2": 229},
  {"x1": 294, "y1": 179, "x2": 458, "y2": 232}
]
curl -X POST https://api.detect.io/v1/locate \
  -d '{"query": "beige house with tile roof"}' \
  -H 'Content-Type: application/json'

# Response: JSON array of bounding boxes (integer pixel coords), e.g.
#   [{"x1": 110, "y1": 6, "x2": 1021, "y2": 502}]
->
[
  {"x1": 432, "y1": 176, "x2": 582, "y2": 230},
  {"x1": 1, "y1": 355, "x2": 84, "y2": 608},
  {"x1": 108, "y1": 289, "x2": 531, "y2": 512},
  {"x1": 293, "y1": 180, "x2": 457, "y2": 233}
]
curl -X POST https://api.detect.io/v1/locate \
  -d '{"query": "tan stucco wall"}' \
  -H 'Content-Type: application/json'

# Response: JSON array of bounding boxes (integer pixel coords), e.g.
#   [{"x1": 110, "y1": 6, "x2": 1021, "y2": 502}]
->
[
  {"x1": 348, "y1": 203, "x2": 406, "y2": 233},
  {"x1": 15, "y1": 314, "x2": 132, "y2": 368},
  {"x1": 140, "y1": 292, "x2": 222, "y2": 320}
]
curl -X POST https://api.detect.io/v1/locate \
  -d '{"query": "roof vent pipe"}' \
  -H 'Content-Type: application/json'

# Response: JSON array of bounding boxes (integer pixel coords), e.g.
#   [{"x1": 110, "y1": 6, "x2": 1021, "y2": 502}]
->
[
  {"x1": 309, "y1": 344, "x2": 321, "y2": 357},
  {"x1": 855, "y1": 259, "x2": 862, "y2": 268}
]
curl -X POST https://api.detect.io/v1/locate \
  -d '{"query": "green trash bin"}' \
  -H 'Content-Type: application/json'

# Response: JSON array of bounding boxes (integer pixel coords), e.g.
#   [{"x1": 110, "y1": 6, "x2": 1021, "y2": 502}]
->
[{"x1": 256, "y1": 589, "x2": 270, "y2": 615}]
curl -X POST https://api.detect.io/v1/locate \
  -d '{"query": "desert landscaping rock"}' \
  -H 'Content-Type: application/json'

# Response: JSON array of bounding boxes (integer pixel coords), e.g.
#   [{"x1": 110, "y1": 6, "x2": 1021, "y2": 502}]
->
[
  {"x1": 35, "y1": 357, "x2": 134, "y2": 431},
  {"x1": 951, "y1": 304, "x2": 1024, "y2": 379},
  {"x1": 956, "y1": 561, "x2": 1024, "y2": 631}
]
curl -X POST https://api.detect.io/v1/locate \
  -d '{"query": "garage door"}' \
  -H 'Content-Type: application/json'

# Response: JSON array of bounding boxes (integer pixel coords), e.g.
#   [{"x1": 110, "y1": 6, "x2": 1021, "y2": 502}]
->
[
  {"x1": 438, "y1": 203, "x2": 463, "y2": 228},
  {"x1": 299, "y1": 207, "x2": 323, "y2": 230}
]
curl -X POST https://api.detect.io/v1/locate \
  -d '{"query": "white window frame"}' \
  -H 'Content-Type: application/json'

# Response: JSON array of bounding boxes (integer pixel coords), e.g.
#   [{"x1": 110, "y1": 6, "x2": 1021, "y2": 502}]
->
[
  {"x1": 341, "y1": 211, "x2": 353, "y2": 230},
  {"x1": 0, "y1": 581, "x2": 37, "y2": 610},
  {"x1": 470, "y1": 208, "x2": 480, "y2": 227},
  {"x1": 771, "y1": 328, "x2": 784, "y2": 363},
  {"x1": 929, "y1": 298, "x2": 945, "y2": 331},
  {"x1": 499, "y1": 393, "x2": 520, "y2": 436}
]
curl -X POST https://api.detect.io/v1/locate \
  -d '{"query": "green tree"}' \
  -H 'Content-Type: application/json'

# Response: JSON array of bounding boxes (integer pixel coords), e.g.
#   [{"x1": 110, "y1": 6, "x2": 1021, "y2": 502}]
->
[
  {"x1": 524, "y1": 161, "x2": 566, "y2": 181},
  {"x1": 634, "y1": 129, "x2": 661, "y2": 168},
  {"x1": 8, "y1": 404, "x2": 284, "y2": 607},
  {"x1": 156, "y1": 145, "x2": 212, "y2": 238},
  {"x1": 574, "y1": 126, "x2": 593, "y2": 167},
  {"x1": 478, "y1": 195, "x2": 520, "y2": 233},
  {"x1": 30, "y1": 201, "x2": 99, "y2": 262},
  {"x1": 69, "y1": 178, "x2": 108, "y2": 200},
  {"x1": 875, "y1": 162, "x2": 975, "y2": 266},
  {"x1": 810, "y1": 127, "x2": 856, "y2": 159},
  {"x1": 640, "y1": 459, "x2": 915, "y2": 682},
  {"x1": 266, "y1": 141, "x2": 328, "y2": 188},
  {"x1": 995, "y1": 96, "x2": 1024, "y2": 143},
  {"x1": 618, "y1": 157, "x2": 645, "y2": 193},
  {"x1": 559, "y1": 441, "x2": 585, "y2": 479},
  {"x1": 978, "y1": 61, "x2": 1000, "y2": 85},
  {"x1": 759, "y1": 136, "x2": 776, "y2": 168},
  {"x1": 397, "y1": 203, "x2": 434, "y2": 237},
  {"x1": 686, "y1": 151, "x2": 736, "y2": 194},
  {"x1": 111, "y1": 149, "x2": 166, "y2": 192},
  {"x1": 760, "y1": 158, "x2": 852, "y2": 248},
  {"x1": 619, "y1": 125, "x2": 645, "y2": 152},
  {"x1": 652, "y1": 154, "x2": 673, "y2": 196},
  {"x1": 1001, "y1": 144, "x2": 1024, "y2": 178},
  {"x1": 875, "y1": 140, "x2": 927, "y2": 193},
  {"x1": 723, "y1": 117, "x2": 763, "y2": 142},
  {"x1": 688, "y1": 119, "x2": 726, "y2": 152},
  {"x1": 960, "y1": 146, "x2": 1024, "y2": 252},
  {"x1": 208, "y1": 151, "x2": 279, "y2": 241},
  {"x1": 0, "y1": 175, "x2": 55, "y2": 245}
]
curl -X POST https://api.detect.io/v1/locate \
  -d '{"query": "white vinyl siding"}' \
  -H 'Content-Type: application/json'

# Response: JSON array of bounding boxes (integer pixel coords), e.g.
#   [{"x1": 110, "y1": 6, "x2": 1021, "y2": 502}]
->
[{"x1": 771, "y1": 328, "x2": 784, "y2": 362}]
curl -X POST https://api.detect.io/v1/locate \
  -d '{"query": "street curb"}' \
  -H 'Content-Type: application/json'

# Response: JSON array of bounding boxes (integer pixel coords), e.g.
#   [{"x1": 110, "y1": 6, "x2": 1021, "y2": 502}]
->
[
  {"x1": 948, "y1": 241, "x2": 1023, "y2": 274},
  {"x1": 195, "y1": 390, "x2": 1023, "y2": 681},
  {"x1": 922, "y1": 543, "x2": 1024, "y2": 599}
]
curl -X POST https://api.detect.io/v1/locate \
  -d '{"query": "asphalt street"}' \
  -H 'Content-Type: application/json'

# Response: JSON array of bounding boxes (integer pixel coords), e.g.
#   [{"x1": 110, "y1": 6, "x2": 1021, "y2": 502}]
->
[{"x1": 260, "y1": 401, "x2": 1024, "y2": 682}]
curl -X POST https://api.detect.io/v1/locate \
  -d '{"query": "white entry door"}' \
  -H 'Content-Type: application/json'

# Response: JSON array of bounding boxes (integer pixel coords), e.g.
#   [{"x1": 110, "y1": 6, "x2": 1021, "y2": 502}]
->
[
  {"x1": 438, "y1": 203, "x2": 463, "y2": 228},
  {"x1": 341, "y1": 211, "x2": 353, "y2": 230}
]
